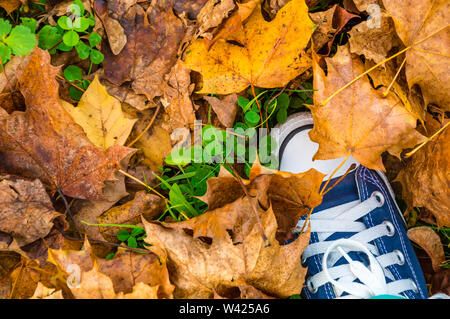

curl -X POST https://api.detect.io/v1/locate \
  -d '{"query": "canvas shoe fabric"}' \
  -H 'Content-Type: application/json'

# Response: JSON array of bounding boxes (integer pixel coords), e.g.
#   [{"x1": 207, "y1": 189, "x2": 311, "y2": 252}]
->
[{"x1": 271, "y1": 113, "x2": 429, "y2": 299}]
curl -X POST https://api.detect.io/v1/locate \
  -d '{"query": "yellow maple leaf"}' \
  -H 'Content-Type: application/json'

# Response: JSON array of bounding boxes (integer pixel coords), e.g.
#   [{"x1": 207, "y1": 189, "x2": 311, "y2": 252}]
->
[
  {"x1": 62, "y1": 76, "x2": 137, "y2": 149},
  {"x1": 184, "y1": 0, "x2": 314, "y2": 94}
]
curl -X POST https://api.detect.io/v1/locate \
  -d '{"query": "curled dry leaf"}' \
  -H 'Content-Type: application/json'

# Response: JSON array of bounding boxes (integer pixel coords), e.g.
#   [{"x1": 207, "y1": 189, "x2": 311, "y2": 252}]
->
[
  {"x1": 204, "y1": 0, "x2": 261, "y2": 49},
  {"x1": 0, "y1": 175, "x2": 61, "y2": 247},
  {"x1": 62, "y1": 76, "x2": 137, "y2": 150},
  {"x1": 407, "y1": 226, "x2": 445, "y2": 272},
  {"x1": 161, "y1": 61, "x2": 196, "y2": 131},
  {"x1": 30, "y1": 283, "x2": 63, "y2": 299},
  {"x1": 204, "y1": 94, "x2": 238, "y2": 128},
  {"x1": 0, "y1": 49, "x2": 135, "y2": 200},
  {"x1": 93, "y1": 0, "x2": 127, "y2": 55},
  {"x1": 99, "y1": 0, "x2": 185, "y2": 100},
  {"x1": 382, "y1": 0, "x2": 450, "y2": 111},
  {"x1": 310, "y1": 4, "x2": 360, "y2": 56},
  {"x1": 48, "y1": 239, "x2": 174, "y2": 298},
  {"x1": 196, "y1": 0, "x2": 236, "y2": 39},
  {"x1": 143, "y1": 199, "x2": 311, "y2": 299},
  {"x1": 198, "y1": 161, "x2": 324, "y2": 241},
  {"x1": 184, "y1": 0, "x2": 314, "y2": 94},
  {"x1": 97, "y1": 190, "x2": 165, "y2": 242},
  {"x1": 397, "y1": 117, "x2": 450, "y2": 227},
  {"x1": 348, "y1": 12, "x2": 400, "y2": 64},
  {"x1": 308, "y1": 44, "x2": 426, "y2": 171}
]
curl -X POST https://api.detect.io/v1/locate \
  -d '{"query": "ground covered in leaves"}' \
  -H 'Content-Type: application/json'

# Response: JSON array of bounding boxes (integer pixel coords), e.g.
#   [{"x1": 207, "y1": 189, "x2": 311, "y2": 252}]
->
[{"x1": 0, "y1": 0, "x2": 448, "y2": 299}]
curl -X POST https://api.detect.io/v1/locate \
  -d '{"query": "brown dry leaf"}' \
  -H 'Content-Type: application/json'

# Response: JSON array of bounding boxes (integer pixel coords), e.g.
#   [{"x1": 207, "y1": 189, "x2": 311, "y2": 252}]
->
[
  {"x1": 198, "y1": 161, "x2": 324, "y2": 241},
  {"x1": 204, "y1": 94, "x2": 238, "y2": 128},
  {"x1": 308, "y1": 44, "x2": 426, "y2": 171},
  {"x1": 0, "y1": 0, "x2": 21, "y2": 14},
  {"x1": 310, "y1": 4, "x2": 360, "y2": 56},
  {"x1": 8, "y1": 258, "x2": 61, "y2": 299},
  {"x1": 96, "y1": 190, "x2": 165, "y2": 242},
  {"x1": 72, "y1": 175, "x2": 129, "y2": 242},
  {"x1": 204, "y1": 0, "x2": 261, "y2": 49},
  {"x1": 93, "y1": 0, "x2": 127, "y2": 55},
  {"x1": 382, "y1": 0, "x2": 450, "y2": 110},
  {"x1": 196, "y1": 0, "x2": 236, "y2": 39},
  {"x1": 143, "y1": 198, "x2": 310, "y2": 299},
  {"x1": 99, "y1": 0, "x2": 185, "y2": 100},
  {"x1": 430, "y1": 269, "x2": 450, "y2": 296},
  {"x1": 0, "y1": 49, "x2": 135, "y2": 200},
  {"x1": 0, "y1": 175, "x2": 61, "y2": 247},
  {"x1": 0, "y1": 54, "x2": 31, "y2": 94},
  {"x1": 161, "y1": 61, "x2": 196, "y2": 131},
  {"x1": 30, "y1": 282, "x2": 64, "y2": 299},
  {"x1": 184, "y1": 0, "x2": 314, "y2": 94},
  {"x1": 48, "y1": 239, "x2": 174, "y2": 298},
  {"x1": 348, "y1": 12, "x2": 400, "y2": 64},
  {"x1": 397, "y1": 116, "x2": 450, "y2": 227},
  {"x1": 407, "y1": 226, "x2": 445, "y2": 272}
]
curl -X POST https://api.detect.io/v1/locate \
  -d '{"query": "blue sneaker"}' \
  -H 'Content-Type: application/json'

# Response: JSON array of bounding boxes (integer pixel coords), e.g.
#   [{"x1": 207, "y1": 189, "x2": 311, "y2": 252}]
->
[{"x1": 272, "y1": 113, "x2": 429, "y2": 299}]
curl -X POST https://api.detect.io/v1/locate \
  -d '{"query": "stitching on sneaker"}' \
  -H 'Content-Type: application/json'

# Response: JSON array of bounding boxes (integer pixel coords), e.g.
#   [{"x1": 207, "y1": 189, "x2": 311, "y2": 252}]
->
[{"x1": 365, "y1": 169, "x2": 425, "y2": 298}]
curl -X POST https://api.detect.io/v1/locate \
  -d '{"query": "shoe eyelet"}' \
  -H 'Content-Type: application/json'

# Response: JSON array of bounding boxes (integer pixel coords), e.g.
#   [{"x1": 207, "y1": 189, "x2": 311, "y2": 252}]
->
[
  {"x1": 301, "y1": 254, "x2": 307, "y2": 265},
  {"x1": 306, "y1": 276, "x2": 318, "y2": 294},
  {"x1": 393, "y1": 249, "x2": 405, "y2": 266},
  {"x1": 371, "y1": 191, "x2": 385, "y2": 207},
  {"x1": 409, "y1": 279, "x2": 419, "y2": 293},
  {"x1": 383, "y1": 220, "x2": 395, "y2": 236}
]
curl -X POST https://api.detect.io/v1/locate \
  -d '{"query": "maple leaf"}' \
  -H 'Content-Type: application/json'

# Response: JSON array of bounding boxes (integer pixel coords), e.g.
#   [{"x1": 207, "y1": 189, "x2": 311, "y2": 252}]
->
[
  {"x1": 0, "y1": 48, "x2": 134, "y2": 200},
  {"x1": 62, "y1": 75, "x2": 137, "y2": 150},
  {"x1": 143, "y1": 198, "x2": 310, "y2": 298},
  {"x1": 397, "y1": 116, "x2": 450, "y2": 227},
  {"x1": 382, "y1": 0, "x2": 450, "y2": 111},
  {"x1": 308, "y1": 44, "x2": 426, "y2": 171},
  {"x1": 0, "y1": 175, "x2": 61, "y2": 246},
  {"x1": 48, "y1": 239, "x2": 174, "y2": 298},
  {"x1": 184, "y1": 0, "x2": 314, "y2": 94}
]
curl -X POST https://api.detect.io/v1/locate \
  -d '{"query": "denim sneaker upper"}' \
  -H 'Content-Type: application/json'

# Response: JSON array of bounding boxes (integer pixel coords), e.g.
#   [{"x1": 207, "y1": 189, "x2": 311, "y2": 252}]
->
[
  {"x1": 273, "y1": 113, "x2": 429, "y2": 299},
  {"x1": 296, "y1": 166, "x2": 429, "y2": 299}
]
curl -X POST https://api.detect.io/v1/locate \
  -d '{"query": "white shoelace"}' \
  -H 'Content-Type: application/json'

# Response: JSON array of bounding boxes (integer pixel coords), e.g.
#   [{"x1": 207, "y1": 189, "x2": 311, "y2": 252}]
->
[{"x1": 297, "y1": 191, "x2": 418, "y2": 299}]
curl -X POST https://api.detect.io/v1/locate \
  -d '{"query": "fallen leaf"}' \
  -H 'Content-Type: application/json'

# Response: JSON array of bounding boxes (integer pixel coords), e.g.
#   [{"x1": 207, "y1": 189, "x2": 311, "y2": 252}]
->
[
  {"x1": 308, "y1": 44, "x2": 426, "y2": 171},
  {"x1": 143, "y1": 198, "x2": 310, "y2": 298},
  {"x1": 30, "y1": 282, "x2": 64, "y2": 299},
  {"x1": 184, "y1": 0, "x2": 314, "y2": 94},
  {"x1": 204, "y1": 0, "x2": 261, "y2": 49},
  {"x1": 382, "y1": 0, "x2": 450, "y2": 110},
  {"x1": 204, "y1": 94, "x2": 238, "y2": 128},
  {"x1": 397, "y1": 116, "x2": 450, "y2": 227},
  {"x1": 62, "y1": 75, "x2": 137, "y2": 150},
  {"x1": 310, "y1": 4, "x2": 360, "y2": 56},
  {"x1": 97, "y1": 190, "x2": 165, "y2": 242},
  {"x1": 93, "y1": 0, "x2": 127, "y2": 55},
  {"x1": 0, "y1": 0, "x2": 21, "y2": 14},
  {"x1": 0, "y1": 175, "x2": 61, "y2": 246},
  {"x1": 161, "y1": 61, "x2": 196, "y2": 131},
  {"x1": 48, "y1": 239, "x2": 174, "y2": 298},
  {"x1": 99, "y1": 0, "x2": 186, "y2": 100},
  {"x1": 196, "y1": 0, "x2": 236, "y2": 39},
  {"x1": 407, "y1": 226, "x2": 445, "y2": 272},
  {"x1": 0, "y1": 49, "x2": 134, "y2": 200},
  {"x1": 131, "y1": 115, "x2": 173, "y2": 171},
  {"x1": 348, "y1": 12, "x2": 400, "y2": 64}
]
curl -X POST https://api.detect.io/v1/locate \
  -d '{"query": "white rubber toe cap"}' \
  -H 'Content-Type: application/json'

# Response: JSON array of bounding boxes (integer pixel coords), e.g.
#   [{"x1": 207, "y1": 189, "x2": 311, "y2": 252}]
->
[{"x1": 271, "y1": 113, "x2": 359, "y2": 180}]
